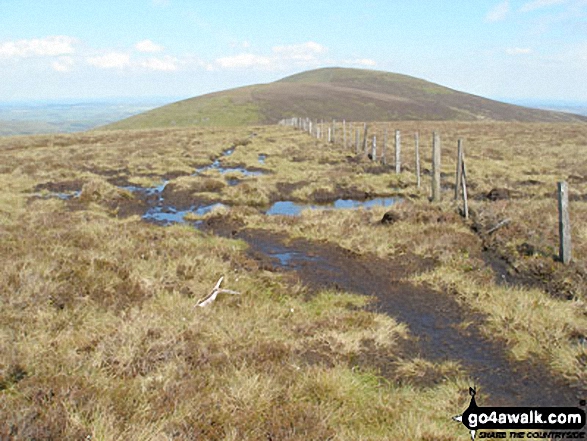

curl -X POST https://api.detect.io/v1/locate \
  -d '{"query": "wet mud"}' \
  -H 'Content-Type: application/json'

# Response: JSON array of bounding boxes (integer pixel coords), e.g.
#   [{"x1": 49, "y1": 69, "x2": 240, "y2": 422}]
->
[{"x1": 206, "y1": 220, "x2": 585, "y2": 408}]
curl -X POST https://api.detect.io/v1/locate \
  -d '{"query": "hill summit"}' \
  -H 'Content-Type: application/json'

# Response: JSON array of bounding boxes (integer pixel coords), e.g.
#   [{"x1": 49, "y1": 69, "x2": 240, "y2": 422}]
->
[{"x1": 104, "y1": 67, "x2": 587, "y2": 129}]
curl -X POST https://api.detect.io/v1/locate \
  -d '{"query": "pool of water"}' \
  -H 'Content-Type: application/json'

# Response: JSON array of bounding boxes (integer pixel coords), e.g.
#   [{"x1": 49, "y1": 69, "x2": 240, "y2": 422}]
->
[
  {"x1": 266, "y1": 197, "x2": 401, "y2": 216},
  {"x1": 143, "y1": 202, "x2": 227, "y2": 225}
]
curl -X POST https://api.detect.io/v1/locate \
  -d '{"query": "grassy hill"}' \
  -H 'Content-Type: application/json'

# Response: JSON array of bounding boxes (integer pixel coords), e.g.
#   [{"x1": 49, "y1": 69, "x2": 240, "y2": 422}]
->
[{"x1": 103, "y1": 67, "x2": 587, "y2": 130}]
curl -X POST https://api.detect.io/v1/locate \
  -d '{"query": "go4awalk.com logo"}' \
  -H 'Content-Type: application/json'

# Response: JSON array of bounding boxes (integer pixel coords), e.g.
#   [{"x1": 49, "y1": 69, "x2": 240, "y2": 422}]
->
[{"x1": 453, "y1": 388, "x2": 586, "y2": 440}]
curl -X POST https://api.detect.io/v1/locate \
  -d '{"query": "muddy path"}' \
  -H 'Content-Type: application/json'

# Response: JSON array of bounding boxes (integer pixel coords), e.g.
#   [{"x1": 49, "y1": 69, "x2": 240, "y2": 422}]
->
[{"x1": 206, "y1": 220, "x2": 584, "y2": 408}]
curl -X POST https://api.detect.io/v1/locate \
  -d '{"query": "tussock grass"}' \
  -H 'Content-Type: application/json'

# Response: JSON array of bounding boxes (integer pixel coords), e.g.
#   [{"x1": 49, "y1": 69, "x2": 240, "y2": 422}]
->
[{"x1": 2, "y1": 120, "x2": 587, "y2": 438}]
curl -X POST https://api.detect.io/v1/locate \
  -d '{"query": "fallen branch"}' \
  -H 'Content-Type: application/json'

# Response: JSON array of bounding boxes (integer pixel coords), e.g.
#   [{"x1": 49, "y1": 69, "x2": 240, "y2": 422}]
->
[
  {"x1": 197, "y1": 276, "x2": 241, "y2": 307},
  {"x1": 487, "y1": 218, "x2": 511, "y2": 235}
]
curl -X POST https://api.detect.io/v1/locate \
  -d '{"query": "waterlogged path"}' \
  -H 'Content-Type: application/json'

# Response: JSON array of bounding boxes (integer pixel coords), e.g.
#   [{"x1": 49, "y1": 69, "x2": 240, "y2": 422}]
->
[{"x1": 207, "y1": 225, "x2": 585, "y2": 409}]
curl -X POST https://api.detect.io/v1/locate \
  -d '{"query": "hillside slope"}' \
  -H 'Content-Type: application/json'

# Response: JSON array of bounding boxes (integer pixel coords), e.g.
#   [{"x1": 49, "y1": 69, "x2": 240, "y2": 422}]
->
[{"x1": 103, "y1": 68, "x2": 587, "y2": 129}]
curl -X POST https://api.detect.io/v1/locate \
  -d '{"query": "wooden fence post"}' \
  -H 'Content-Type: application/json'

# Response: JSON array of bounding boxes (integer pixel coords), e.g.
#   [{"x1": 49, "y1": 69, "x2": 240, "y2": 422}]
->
[
  {"x1": 432, "y1": 132, "x2": 441, "y2": 202},
  {"x1": 355, "y1": 128, "x2": 360, "y2": 155},
  {"x1": 558, "y1": 181, "x2": 572, "y2": 264},
  {"x1": 395, "y1": 130, "x2": 401, "y2": 174},
  {"x1": 328, "y1": 127, "x2": 332, "y2": 143},
  {"x1": 362, "y1": 124, "x2": 369, "y2": 155},
  {"x1": 371, "y1": 135, "x2": 377, "y2": 161},
  {"x1": 461, "y1": 149, "x2": 469, "y2": 219},
  {"x1": 343, "y1": 120, "x2": 346, "y2": 149},
  {"x1": 455, "y1": 139, "x2": 463, "y2": 200},
  {"x1": 332, "y1": 119, "x2": 336, "y2": 144},
  {"x1": 415, "y1": 132, "x2": 421, "y2": 189},
  {"x1": 382, "y1": 129, "x2": 388, "y2": 165}
]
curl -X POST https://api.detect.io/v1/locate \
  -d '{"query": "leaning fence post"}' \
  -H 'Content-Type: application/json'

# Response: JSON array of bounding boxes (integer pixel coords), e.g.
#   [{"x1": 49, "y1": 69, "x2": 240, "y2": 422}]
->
[
  {"x1": 362, "y1": 123, "x2": 369, "y2": 155},
  {"x1": 558, "y1": 181, "x2": 572, "y2": 264},
  {"x1": 415, "y1": 132, "x2": 421, "y2": 189},
  {"x1": 461, "y1": 149, "x2": 469, "y2": 219},
  {"x1": 432, "y1": 132, "x2": 441, "y2": 202},
  {"x1": 455, "y1": 139, "x2": 464, "y2": 200},
  {"x1": 395, "y1": 130, "x2": 401, "y2": 174}
]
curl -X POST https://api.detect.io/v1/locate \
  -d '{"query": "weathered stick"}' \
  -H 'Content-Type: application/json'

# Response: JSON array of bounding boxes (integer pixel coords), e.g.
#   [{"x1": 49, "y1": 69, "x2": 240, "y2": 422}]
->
[
  {"x1": 432, "y1": 132, "x2": 441, "y2": 202},
  {"x1": 197, "y1": 276, "x2": 241, "y2": 307},
  {"x1": 558, "y1": 181, "x2": 572, "y2": 264},
  {"x1": 487, "y1": 218, "x2": 511, "y2": 235},
  {"x1": 371, "y1": 135, "x2": 377, "y2": 161}
]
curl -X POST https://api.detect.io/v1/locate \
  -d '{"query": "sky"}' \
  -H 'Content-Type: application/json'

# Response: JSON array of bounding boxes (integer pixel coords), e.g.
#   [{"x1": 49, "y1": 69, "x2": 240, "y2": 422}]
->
[{"x1": 0, "y1": 0, "x2": 586, "y2": 103}]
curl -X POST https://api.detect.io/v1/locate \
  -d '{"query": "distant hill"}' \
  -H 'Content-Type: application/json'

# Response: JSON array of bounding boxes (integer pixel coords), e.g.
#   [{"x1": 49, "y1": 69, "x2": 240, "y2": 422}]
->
[{"x1": 103, "y1": 67, "x2": 587, "y2": 130}]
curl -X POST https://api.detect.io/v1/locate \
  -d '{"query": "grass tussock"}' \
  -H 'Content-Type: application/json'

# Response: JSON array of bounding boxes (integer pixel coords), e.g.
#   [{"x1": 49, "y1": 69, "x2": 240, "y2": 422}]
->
[{"x1": 2, "y1": 121, "x2": 587, "y2": 438}]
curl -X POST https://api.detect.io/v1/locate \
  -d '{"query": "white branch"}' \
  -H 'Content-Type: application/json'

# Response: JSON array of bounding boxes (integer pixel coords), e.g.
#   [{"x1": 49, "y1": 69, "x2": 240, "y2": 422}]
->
[{"x1": 197, "y1": 276, "x2": 241, "y2": 307}]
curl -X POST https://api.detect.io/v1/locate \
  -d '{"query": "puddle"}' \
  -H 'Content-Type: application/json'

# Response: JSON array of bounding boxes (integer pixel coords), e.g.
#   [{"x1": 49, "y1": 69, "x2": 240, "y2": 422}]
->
[
  {"x1": 220, "y1": 229, "x2": 584, "y2": 408},
  {"x1": 266, "y1": 197, "x2": 401, "y2": 216},
  {"x1": 121, "y1": 181, "x2": 168, "y2": 198},
  {"x1": 195, "y1": 160, "x2": 265, "y2": 178},
  {"x1": 258, "y1": 154, "x2": 267, "y2": 164},
  {"x1": 143, "y1": 202, "x2": 226, "y2": 226}
]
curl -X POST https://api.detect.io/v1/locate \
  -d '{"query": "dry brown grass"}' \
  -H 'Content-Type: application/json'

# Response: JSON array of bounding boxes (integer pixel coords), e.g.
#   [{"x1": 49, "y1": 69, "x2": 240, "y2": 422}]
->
[{"x1": 0, "y1": 127, "x2": 474, "y2": 439}]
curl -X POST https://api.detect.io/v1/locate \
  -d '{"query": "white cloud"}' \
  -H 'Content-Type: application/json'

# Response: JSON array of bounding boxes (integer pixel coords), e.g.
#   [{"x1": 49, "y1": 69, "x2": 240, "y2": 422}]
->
[
  {"x1": 216, "y1": 53, "x2": 272, "y2": 68},
  {"x1": 135, "y1": 39, "x2": 164, "y2": 53},
  {"x1": 141, "y1": 56, "x2": 178, "y2": 71},
  {"x1": 86, "y1": 52, "x2": 131, "y2": 69},
  {"x1": 0, "y1": 35, "x2": 76, "y2": 58},
  {"x1": 51, "y1": 56, "x2": 75, "y2": 72},
  {"x1": 485, "y1": 0, "x2": 510, "y2": 21},
  {"x1": 508, "y1": 47, "x2": 533, "y2": 54},
  {"x1": 520, "y1": 0, "x2": 567, "y2": 12},
  {"x1": 506, "y1": 47, "x2": 533, "y2": 54},
  {"x1": 349, "y1": 58, "x2": 377, "y2": 67},
  {"x1": 272, "y1": 41, "x2": 327, "y2": 61}
]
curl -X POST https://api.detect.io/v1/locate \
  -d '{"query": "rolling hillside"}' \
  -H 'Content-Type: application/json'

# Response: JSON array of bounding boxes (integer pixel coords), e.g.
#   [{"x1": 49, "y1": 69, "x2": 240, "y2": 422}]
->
[{"x1": 103, "y1": 68, "x2": 587, "y2": 130}]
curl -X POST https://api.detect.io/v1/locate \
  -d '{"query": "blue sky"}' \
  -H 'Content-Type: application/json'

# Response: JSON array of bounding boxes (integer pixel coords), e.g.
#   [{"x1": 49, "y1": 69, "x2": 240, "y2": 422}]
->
[{"x1": 0, "y1": 0, "x2": 586, "y2": 102}]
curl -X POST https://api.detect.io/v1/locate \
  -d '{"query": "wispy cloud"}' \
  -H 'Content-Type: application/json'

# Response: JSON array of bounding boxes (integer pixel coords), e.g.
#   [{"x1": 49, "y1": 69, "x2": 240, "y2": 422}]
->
[
  {"x1": 272, "y1": 41, "x2": 327, "y2": 60},
  {"x1": 135, "y1": 39, "x2": 164, "y2": 53},
  {"x1": 506, "y1": 47, "x2": 533, "y2": 54},
  {"x1": 216, "y1": 53, "x2": 272, "y2": 69},
  {"x1": 86, "y1": 52, "x2": 131, "y2": 69},
  {"x1": 520, "y1": 0, "x2": 567, "y2": 12},
  {"x1": 485, "y1": 0, "x2": 511, "y2": 22},
  {"x1": 344, "y1": 58, "x2": 377, "y2": 67},
  {"x1": 140, "y1": 56, "x2": 178, "y2": 71},
  {"x1": 215, "y1": 41, "x2": 328, "y2": 70},
  {"x1": 51, "y1": 56, "x2": 75, "y2": 72},
  {"x1": 0, "y1": 36, "x2": 76, "y2": 58}
]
